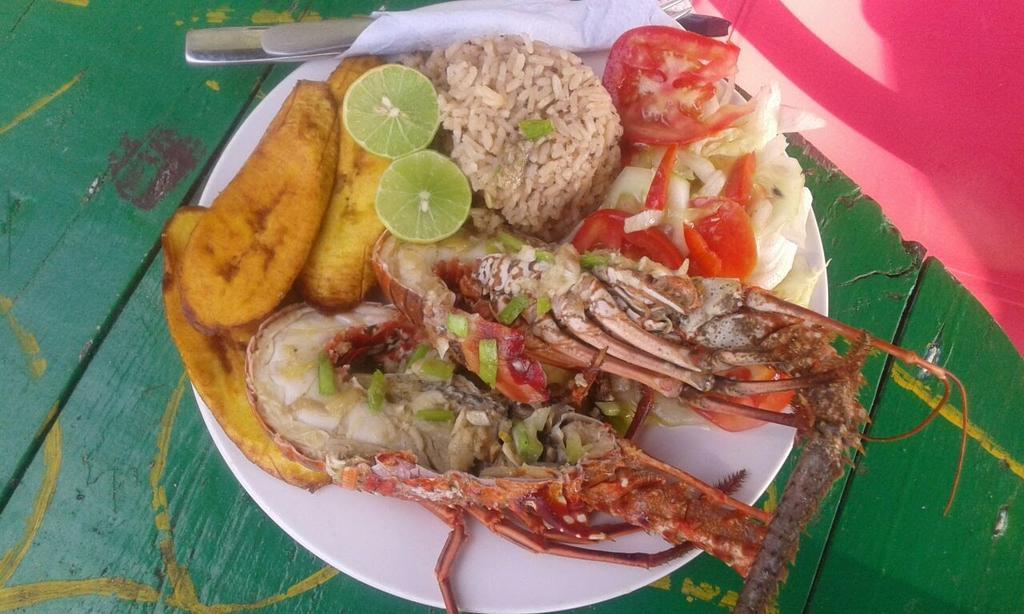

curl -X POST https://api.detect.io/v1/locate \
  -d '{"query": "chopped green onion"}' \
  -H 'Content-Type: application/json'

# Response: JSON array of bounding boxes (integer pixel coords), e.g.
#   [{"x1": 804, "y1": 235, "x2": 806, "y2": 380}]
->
[
  {"x1": 447, "y1": 314, "x2": 469, "y2": 338},
  {"x1": 416, "y1": 408, "x2": 455, "y2": 423},
  {"x1": 406, "y1": 343, "x2": 431, "y2": 368},
  {"x1": 478, "y1": 338, "x2": 498, "y2": 387},
  {"x1": 419, "y1": 357, "x2": 455, "y2": 381},
  {"x1": 317, "y1": 352, "x2": 337, "y2": 396},
  {"x1": 497, "y1": 296, "x2": 530, "y2": 325},
  {"x1": 608, "y1": 411, "x2": 634, "y2": 437},
  {"x1": 512, "y1": 420, "x2": 543, "y2": 464},
  {"x1": 600, "y1": 402, "x2": 636, "y2": 436},
  {"x1": 580, "y1": 252, "x2": 609, "y2": 269},
  {"x1": 536, "y1": 296, "x2": 552, "y2": 318},
  {"x1": 518, "y1": 118, "x2": 555, "y2": 141},
  {"x1": 367, "y1": 369, "x2": 387, "y2": 412},
  {"x1": 498, "y1": 232, "x2": 524, "y2": 252},
  {"x1": 565, "y1": 432, "x2": 585, "y2": 464},
  {"x1": 535, "y1": 249, "x2": 554, "y2": 263}
]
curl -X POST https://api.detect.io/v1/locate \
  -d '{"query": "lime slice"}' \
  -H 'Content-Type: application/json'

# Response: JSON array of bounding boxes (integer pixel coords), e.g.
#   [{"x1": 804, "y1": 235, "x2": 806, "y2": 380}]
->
[
  {"x1": 375, "y1": 150, "x2": 471, "y2": 243},
  {"x1": 342, "y1": 64, "x2": 440, "y2": 159}
]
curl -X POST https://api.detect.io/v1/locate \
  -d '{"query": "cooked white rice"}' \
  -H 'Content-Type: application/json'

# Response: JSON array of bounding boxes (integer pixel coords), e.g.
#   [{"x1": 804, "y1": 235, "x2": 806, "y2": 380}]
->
[{"x1": 404, "y1": 36, "x2": 622, "y2": 240}]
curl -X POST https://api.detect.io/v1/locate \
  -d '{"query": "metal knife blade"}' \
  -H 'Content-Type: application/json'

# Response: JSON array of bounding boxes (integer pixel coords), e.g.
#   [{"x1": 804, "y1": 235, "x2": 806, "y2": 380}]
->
[
  {"x1": 185, "y1": 21, "x2": 371, "y2": 65},
  {"x1": 185, "y1": 8, "x2": 730, "y2": 66}
]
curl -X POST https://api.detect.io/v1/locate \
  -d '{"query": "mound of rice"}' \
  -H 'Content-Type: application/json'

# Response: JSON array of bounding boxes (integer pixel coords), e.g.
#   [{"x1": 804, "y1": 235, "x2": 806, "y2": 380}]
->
[{"x1": 405, "y1": 36, "x2": 622, "y2": 241}]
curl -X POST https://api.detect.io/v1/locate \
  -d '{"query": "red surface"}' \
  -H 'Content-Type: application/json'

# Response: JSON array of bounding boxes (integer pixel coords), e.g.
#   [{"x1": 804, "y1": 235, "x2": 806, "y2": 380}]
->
[{"x1": 693, "y1": 0, "x2": 1024, "y2": 353}]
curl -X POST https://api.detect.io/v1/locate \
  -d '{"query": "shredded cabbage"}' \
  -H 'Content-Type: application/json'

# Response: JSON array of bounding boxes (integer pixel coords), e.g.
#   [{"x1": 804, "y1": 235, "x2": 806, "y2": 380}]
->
[
  {"x1": 694, "y1": 83, "x2": 781, "y2": 158},
  {"x1": 772, "y1": 256, "x2": 826, "y2": 307}
]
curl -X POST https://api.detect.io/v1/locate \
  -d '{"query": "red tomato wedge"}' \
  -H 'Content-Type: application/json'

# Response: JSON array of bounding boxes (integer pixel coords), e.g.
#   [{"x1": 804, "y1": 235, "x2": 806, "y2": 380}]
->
[
  {"x1": 643, "y1": 145, "x2": 678, "y2": 210},
  {"x1": 682, "y1": 224, "x2": 722, "y2": 277},
  {"x1": 459, "y1": 317, "x2": 548, "y2": 404},
  {"x1": 722, "y1": 152, "x2": 756, "y2": 206},
  {"x1": 572, "y1": 209, "x2": 684, "y2": 269},
  {"x1": 695, "y1": 366, "x2": 796, "y2": 432},
  {"x1": 683, "y1": 198, "x2": 757, "y2": 280},
  {"x1": 603, "y1": 26, "x2": 746, "y2": 145}
]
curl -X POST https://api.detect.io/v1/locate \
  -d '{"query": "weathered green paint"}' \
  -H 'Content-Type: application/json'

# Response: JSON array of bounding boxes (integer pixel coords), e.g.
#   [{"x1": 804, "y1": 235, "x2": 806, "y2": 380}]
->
[
  {"x1": 0, "y1": 0, "x2": 328, "y2": 498},
  {"x1": 808, "y1": 259, "x2": 1024, "y2": 613}
]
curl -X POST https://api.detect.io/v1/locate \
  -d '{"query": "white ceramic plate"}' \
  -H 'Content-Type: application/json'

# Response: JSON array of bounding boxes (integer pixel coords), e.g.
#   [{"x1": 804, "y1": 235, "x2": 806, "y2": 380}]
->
[{"x1": 193, "y1": 54, "x2": 828, "y2": 613}]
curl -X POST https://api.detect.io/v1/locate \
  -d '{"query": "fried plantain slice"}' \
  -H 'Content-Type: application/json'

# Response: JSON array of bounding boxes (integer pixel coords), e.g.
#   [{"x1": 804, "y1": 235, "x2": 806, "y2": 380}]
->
[
  {"x1": 181, "y1": 80, "x2": 339, "y2": 331},
  {"x1": 297, "y1": 56, "x2": 391, "y2": 312},
  {"x1": 162, "y1": 207, "x2": 330, "y2": 490}
]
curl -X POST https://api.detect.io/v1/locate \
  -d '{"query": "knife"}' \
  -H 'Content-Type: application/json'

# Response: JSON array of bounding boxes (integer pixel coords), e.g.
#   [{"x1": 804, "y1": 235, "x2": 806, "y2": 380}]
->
[{"x1": 184, "y1": 4, "x2": 730, "y2": 66}]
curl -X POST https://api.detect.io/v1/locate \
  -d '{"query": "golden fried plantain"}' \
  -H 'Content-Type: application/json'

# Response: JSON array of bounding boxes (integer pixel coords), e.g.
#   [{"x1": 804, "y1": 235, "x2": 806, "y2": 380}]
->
[
  {"x1": 297, "y1": 57, "x2": 391, "y2": 312},
  {"x1": 162, "y1": 207, "x2": 329, "y2": 490},
  {"x1": 181, "y1": 80, "x2": 340, "y2": 331}
]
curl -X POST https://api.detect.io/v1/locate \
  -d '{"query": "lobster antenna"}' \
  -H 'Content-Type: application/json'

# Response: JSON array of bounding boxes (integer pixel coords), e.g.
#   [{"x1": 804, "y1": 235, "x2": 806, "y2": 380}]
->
[{"x1": 862, "y1": 361, "x2": 968, "y2": 516}]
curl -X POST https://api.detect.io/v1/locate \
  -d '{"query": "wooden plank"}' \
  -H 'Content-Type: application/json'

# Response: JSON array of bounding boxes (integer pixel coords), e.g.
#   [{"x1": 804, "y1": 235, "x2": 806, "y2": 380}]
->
[
  {"x1": 0, "y1": 0, "x2": 330, "y2": 498},
  {"x1": 807, "y1": 259, "x2": 1024, "y2": 613}
]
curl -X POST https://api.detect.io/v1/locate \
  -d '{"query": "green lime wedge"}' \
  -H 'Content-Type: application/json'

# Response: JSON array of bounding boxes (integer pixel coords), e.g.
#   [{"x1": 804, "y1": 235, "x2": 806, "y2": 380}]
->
[
  {"x1": 342, "y1": 64, "x2": 440, "y2": 159},
  {"x1": 375, "y1": 150, "x2": 471, "y2": 243}
]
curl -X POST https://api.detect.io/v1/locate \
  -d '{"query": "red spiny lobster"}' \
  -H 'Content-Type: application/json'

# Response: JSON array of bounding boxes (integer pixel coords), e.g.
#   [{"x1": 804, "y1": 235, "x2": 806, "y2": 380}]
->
[{"x1": 369, "y1": 230, "x2": 967, "y2": 612}]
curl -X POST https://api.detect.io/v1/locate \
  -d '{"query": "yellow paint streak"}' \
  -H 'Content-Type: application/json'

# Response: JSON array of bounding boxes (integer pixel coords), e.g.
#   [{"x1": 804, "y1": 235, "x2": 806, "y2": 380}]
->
[
  {"x1": 54, "y1": 0, "x2": 89, "y2": 6},
  {"x1": 719, "y1": 590, "x2": 738, "y2": 608},
  {"x1": 648, "y1": 574, "x2": 671, "y2": 591},
  {"x1": 200, "y1": 567, "x2": 338, "y2": 613},
  {"x1": 175, "y1": 19, "x2": 185, "y2": 26},
  {"x1": 0, "y1": 578, "x2": 160, "y2": 609},
  {"x1": 206, "y1": 7, "x2": 233, "y2": 24},
  {"x1": 150, "y1": 375, "x2": 185, "y2": 511},
  {"x1": 0, "y1": 71, "x2": 83, "y2": 137},
  {"x1": 250, "y1": 9, "x2": 295, "y2": 25},
  {"x1": 148, "y1": 375, "x2": 203, "y2": 611},
  {"x1": 299, "y1": 10, "x2": 322, "y2": 22},
  {"x1": 0, "y1": 296, "x2": 47, "y2": 379},
  {"x1": 0, "y1": 422, "x2": 61, "y2": 585},
  {"x1": 891, "y1": 364, "x2": 1024, "y2": 481},
  {"x1": 682, "y1": 578, "x2": 721, "y2": 602},
  {"x1": 205, "y1": 80, "x2": 221, "y2": 92},
  {"x1": 762, "y1": 481, "x2": 778, "y2": 515}
]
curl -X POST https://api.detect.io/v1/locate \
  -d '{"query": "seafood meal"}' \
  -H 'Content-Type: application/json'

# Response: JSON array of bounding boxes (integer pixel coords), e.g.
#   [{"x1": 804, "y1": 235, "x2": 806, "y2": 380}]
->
[{"x1": 163, "y1": 23, "x2": 967, "y2": 614}]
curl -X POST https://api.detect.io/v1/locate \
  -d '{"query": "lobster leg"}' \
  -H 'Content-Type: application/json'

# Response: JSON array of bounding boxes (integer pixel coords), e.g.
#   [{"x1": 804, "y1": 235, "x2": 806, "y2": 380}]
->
[
  {"x1": 469, "y1": 507, "x2": 692, "y2": 568},
  {"x1": 552, "y1": 293, "x2": 711, "y2": 390},
  {"x1": 421, "y1": 503, "x2": 466, "y2": 614},
  {"x1": 683, "y1": 393, "x2": 799, "y2": 429}
]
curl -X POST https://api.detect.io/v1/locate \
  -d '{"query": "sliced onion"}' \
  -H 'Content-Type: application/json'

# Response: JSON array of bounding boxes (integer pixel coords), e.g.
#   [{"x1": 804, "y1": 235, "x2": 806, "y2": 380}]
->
[
  {"x1": 779, "y1": 105, "x2": 826, "y2": 133},
  {"x1": 696, "y1": 169, "x2": 726, "y2": 197},
  {"x1": 603, "y1": 166, "x2": 655, "y2": 212},
  {"x1": 676, "y1": 150, "x2": 717, "y2": 183},
  {"x1": 624, "y1": 209, "x2": 664, "y2": 233}
]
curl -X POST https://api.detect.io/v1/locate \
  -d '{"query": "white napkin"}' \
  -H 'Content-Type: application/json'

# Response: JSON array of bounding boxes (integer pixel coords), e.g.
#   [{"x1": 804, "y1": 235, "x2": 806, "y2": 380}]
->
[{"x1": 345, "y1": 0, "x2": 680, "y2": 58}]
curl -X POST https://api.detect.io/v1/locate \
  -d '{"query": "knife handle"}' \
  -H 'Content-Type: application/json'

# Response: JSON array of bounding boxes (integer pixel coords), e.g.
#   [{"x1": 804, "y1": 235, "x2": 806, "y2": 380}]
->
[
  {"x1": 185, "y1": 26, "x2": 341, "y2": 65},
  {"x1": 261, "y1": 17, "x2": 373, "y2": 55}
]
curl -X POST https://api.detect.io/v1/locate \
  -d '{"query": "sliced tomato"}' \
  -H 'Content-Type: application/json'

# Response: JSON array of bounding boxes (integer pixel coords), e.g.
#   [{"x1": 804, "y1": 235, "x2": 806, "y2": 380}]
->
[
  {"x1": 643, "y1": 145, "x2": 678, "y2": 210},
  {"x1": 603, "y1": 26, "x2": 745, "y2": 145},
  {"x1": 682, "y1": 224, "x2": 722, "y2": 277},
  {"x1": 460, "y1": 317, "x2": 548, "y2": 404},
  {"x1": 696, "y1": 366, "x2": 796, "y2": 432},
  {"x1": 571, "y1": 209, "x2": 627, "y2": 252},
  {"x1": 683, "y1": 198, "x2": 757, "y2": 280},
  {"x1": 722, "y1": 153, "x2": 756, "y2": 206},
  {"x1": 572, "y1": 209, "x2": 684, "y2": 269}
]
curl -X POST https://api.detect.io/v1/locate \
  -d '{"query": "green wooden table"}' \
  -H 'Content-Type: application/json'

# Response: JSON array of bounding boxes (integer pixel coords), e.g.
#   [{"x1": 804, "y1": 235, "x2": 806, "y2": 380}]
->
[{"x1": 1, "y1": 2, "x2": 1021, "y2": 612}]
